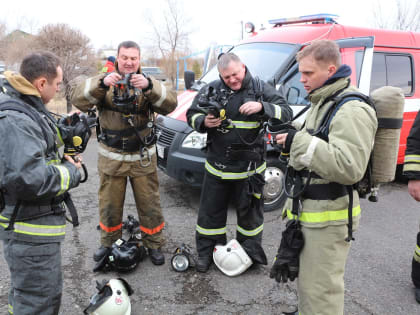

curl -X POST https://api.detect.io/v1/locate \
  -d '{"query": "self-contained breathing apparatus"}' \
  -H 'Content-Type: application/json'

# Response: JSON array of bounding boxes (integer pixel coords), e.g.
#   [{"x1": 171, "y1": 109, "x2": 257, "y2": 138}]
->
[
  {"x1": 97, "y1": 72, "x2": 157, "y2": 167},
  {"x1": 267, "y1": 86, "x2": 405, "y2": 243},
  {"x1": 197, "y1": 77, "x2": 266, "y2": 160}
]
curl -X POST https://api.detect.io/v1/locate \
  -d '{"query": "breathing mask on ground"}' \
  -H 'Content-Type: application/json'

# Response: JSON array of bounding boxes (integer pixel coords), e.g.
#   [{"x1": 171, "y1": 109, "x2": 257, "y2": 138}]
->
[
  {"x1": 93, "y1": 238, "x2": 147, "y2": 273},
  {"x1": 84, "y1": 278, "x2": 133, "y2": 315}
]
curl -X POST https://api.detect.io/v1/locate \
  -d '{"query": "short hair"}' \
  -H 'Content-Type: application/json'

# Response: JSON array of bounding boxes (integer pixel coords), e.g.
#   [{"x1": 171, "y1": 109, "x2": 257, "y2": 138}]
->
[
  {"x1": 217, "y1": 52, "x2": 242, "y2": 71},
  {"x1": 296, "y1": 40, "x2": 341, "y2": 68},
  {"x1": 20, "y1": 51, "x2": 61, "y2": 83},
  {"x1": 117, "y1": 41, "x2": 141, "y2": 55}
]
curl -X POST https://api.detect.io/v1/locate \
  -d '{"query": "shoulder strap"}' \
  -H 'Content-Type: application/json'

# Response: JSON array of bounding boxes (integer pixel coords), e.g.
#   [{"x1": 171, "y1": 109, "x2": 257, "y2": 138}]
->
[
  {"x1": 251, "y1": 76, "x2": 264, "y2": 102},
  {"x1": 314, "y1": 92, "x2": 374, "y2": 141}
]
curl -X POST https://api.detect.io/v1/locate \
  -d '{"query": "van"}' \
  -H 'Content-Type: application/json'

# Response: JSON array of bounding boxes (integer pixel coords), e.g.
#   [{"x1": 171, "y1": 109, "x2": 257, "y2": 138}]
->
[
  {"x1": 155, "y1": 13, "x2": 420, "y2": 212},
  {"x1": 142, "y1": 66, "x2": 168, "y2": 81}
]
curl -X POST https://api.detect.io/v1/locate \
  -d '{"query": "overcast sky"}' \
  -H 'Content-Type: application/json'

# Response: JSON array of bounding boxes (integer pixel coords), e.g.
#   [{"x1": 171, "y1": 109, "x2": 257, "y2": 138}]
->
[{"x1": 1, "y1": 0, "x2": 409, "y2": 54}]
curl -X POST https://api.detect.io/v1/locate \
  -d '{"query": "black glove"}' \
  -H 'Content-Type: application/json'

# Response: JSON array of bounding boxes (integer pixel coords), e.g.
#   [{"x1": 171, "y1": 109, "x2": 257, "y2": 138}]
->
[{"x1": 270, "y1": 219, "x2": 304, "y2": 283}]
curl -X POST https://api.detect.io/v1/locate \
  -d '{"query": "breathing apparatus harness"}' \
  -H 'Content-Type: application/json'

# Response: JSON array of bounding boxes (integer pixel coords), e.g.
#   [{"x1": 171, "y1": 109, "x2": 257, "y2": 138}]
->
[
  {"x1": 268, "y1": 84, "x2": 376, "y2": 242},
  {"x1": 0, "y1": 83, "x2": 96, "y2": 230},
  {"x1": 98, "y1": 72, "x2": 157, "y2": 167},
  {"x1": 197, "y1": 77, "x2": 266, "y2": 172}
]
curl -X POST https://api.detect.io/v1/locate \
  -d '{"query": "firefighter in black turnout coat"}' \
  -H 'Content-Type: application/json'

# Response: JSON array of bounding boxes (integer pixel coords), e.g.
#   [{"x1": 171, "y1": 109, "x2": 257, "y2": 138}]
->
[
  {"x1": 186, "y1": 53, "x2": 292, "y2": 272},
  {"x1": 403, "y1": 110, "x2": 420, "y2": 303}
]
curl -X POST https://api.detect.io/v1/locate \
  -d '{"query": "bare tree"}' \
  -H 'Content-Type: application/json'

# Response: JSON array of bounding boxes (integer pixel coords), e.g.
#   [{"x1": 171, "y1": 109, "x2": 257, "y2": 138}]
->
[
  {"x1": 372, "y1": 0, "x2": 420, "y2": 31},
  {"x1": 145, "y1": 0, "x2": 192, "y2": 85},
  {"x1": 33, "y1": 23, "x2": 97, "y2": 112}
]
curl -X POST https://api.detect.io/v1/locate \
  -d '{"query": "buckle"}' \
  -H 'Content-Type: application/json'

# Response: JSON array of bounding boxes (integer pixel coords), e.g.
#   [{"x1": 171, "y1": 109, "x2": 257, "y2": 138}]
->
[{"x1": 140, "y1": 147, "x2": 152, "y2": 167}]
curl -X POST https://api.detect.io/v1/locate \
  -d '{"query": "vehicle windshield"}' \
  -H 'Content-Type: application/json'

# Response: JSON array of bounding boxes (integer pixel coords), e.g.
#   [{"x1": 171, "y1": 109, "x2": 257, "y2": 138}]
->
[{"x1": 195, "y1": 42, "x2": 296, "y2": 88}]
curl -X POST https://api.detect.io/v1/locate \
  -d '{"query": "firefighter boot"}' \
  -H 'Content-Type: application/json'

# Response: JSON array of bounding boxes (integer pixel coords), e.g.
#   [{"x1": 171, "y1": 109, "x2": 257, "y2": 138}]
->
[
  {"x1": 415, "y1": 287, "x2": 420, "y2": 304},
  {"x1": 93, "y1": 245, "x2": 111, "y2": 262},
  {"x1": 196, "y1": 256, "x2": 213, "y2": 273},
  {"x1": 148, "y1": 248, "x2": 165, "y2": 265}
]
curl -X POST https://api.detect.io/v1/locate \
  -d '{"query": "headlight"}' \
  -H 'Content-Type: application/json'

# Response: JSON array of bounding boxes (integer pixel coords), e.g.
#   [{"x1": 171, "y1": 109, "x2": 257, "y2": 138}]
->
[{"x1": 182, "y1": 131, "x2": 207, "y2": 149}]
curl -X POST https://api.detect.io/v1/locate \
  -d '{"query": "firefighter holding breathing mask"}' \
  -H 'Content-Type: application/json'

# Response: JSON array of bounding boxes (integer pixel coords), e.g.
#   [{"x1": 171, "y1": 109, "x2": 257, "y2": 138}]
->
[
  {"x1": 71, "y1": 41, "x2": 177, "y2": 267},
  {"x1": 186, "y1": 52, "x2": 292, "y2": 273}
]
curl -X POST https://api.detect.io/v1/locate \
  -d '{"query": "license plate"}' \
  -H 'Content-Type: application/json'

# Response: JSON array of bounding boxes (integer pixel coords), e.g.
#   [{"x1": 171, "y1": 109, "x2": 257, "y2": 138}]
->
[{"x1": 156, "y1": 143, "x2": 165, "y2": 159}]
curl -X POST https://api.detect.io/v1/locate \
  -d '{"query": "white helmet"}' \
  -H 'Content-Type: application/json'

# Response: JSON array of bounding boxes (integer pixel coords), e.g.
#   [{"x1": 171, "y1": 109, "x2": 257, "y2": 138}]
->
[
  {"x1": 84, "y1": 278, "x2": 133, "y2": 315},
  {"x1": 213, "y1": 239, "x2": 253, "y2": 276}
]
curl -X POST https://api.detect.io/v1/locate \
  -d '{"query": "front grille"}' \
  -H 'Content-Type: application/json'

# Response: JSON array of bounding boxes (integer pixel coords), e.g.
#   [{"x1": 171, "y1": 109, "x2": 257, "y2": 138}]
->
[{"x1": 156, "y1": 126, "x2": 176, "y2": 146}]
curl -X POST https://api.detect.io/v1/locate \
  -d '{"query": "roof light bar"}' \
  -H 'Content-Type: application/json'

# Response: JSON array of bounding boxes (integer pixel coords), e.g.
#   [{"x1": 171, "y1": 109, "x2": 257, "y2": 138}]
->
[{"x1": 268, "y1": 13, "x2": 339, "y2": 26}]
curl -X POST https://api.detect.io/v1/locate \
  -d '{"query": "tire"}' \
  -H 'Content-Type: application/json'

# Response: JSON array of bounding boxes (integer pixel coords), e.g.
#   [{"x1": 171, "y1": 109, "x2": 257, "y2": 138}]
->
[{"x1": 263, "y1": 157, "x2": 287, "y2": 212}]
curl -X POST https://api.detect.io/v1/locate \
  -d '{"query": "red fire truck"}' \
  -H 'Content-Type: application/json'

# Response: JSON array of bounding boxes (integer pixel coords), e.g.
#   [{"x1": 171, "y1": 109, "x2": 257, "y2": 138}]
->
[{"x1": 155, "y1": 13, "x2": 420, "y2": 211}]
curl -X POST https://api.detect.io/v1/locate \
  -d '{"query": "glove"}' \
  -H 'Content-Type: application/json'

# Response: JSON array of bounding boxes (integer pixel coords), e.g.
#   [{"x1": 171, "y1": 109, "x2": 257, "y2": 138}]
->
[{"x1": 269, "y1": 219, "x2": 304, "y2": 283}]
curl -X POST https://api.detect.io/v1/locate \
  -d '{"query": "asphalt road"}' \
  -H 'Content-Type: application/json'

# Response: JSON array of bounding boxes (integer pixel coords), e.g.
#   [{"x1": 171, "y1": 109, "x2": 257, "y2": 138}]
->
[{"x1": 1, "y1": 139, "x2": 420, "y2": 314}]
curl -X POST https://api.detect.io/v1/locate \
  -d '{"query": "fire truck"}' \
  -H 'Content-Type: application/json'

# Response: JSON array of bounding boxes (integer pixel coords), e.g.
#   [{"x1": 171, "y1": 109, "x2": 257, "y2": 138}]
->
[{"x1": 155, "y1": 13, "x2": 420, "y2": 211}]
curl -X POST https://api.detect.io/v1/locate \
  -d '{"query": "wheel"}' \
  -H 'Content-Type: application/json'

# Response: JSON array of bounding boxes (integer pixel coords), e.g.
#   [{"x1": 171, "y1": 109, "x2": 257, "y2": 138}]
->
[{"x1": 263, "y1": 157, "x2": 287, "y2": 212}]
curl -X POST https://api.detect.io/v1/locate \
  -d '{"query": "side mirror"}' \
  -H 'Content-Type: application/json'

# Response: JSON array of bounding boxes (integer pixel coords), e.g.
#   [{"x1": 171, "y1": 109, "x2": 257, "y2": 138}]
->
[{"x1": 184, "y1": 70, "x2": 195, "y2": 90}]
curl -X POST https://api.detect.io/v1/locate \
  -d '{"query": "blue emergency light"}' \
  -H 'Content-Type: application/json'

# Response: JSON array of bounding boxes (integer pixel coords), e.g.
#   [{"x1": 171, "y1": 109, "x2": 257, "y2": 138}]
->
[{"x1": 268, "y1": 13, "x2": 339, "y2": 26}]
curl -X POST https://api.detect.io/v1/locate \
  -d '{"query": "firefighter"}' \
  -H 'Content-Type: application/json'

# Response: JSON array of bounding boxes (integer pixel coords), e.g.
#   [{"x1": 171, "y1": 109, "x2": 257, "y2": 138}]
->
[
  {"x1": 186, "y1": 52, "x2": 292, "y2": 272},
  {"x1": 271, "y1": 40, "x2": 377, "y2": 315},
  {"x1": 71, "y1": 41, "x2": 177, "y2": 266},
  {"x1": 0, "y1": 52, "x2": 82, "y2": 315},
  {"x1": 403, "y1": 110, "x2": 420, "y2": 303}
]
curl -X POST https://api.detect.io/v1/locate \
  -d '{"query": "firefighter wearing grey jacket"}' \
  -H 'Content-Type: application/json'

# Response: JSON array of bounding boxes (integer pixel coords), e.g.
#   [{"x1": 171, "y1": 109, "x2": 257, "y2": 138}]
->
[
  {"x1": 271, "y1": 40, "x2": 377, "y2": 315},
  {"x1": 71, "y1": 41, "x2": 177, "y2": 266},
  {"x1": 0, "y1": 52, "x2": 82, "y2": 315}
]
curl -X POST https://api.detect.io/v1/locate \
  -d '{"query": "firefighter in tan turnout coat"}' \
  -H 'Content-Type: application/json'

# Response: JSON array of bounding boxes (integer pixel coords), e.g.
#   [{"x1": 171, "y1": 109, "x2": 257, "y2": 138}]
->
[{"x1": 71, "y1": 41, "x2": 177, "y2": 266}]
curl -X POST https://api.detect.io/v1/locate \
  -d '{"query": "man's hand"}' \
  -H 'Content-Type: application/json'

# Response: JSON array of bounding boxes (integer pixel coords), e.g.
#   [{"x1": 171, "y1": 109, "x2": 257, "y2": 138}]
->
[
  {"x1": 239, "y1": 101, "x2": 262, "y2": 115},
  {"x1": 275, "y1": 133, "x2": 288, "y2": 148},
  {"x1": 204, "y1": 114, "x2": 222, "y2": 128},
  {"x1": 64, "y1": 154, "x2": 83, "y2": 169},
  {"x1": 408, "y1": 179, "x2": 420, "y2": 201},
  {"x1": 103, "y1": 73, "x2": 122, "y2": 86},
  {"x1": 130, "y1": 74, "x2": 150, "y2": 90}
]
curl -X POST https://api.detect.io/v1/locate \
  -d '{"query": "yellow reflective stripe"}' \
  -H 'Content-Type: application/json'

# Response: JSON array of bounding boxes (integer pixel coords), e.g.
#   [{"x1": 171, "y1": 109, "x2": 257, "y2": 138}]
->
[
  {"x1": 226, "y1": 121, "x2": 260, "y2": 129},
  {"x1": 237, "y1": 223, "x2": 263, "y2": 237},
  {"x1": 273, "y1": 104, "x2": 282, "y2": 120},
  {"x1": 404, "y1": 154, "x2": 420, "y2": 162},
  {"x1": 191, "y1": 113, "x2": 205, "y2": 129},
  {"x1": 52, "y1": 165, "x2": 70, "y2": 196},
  {"x1": 205, "y1": 161, "x2": 266, "y2": 180},
  {"x1": 196, "y1": 224, "x2": 226, "y2": 235},
  {"x1": 403, "y1": 164, "x2": 420, "y2": 172},
  {"x1": 0, "y1": 215, "x2": 66, "y2": 236},
  {"x1": 47, "y1": 159, "x2": 61, "y2": 165},
  {"x1": 55, "y1": 126, "x2": 64, "y2": 147},
  {"x1": 286, "y1": 205, "x2": 361, "y2": 223},
  {"x1": 8, "y1": 303, "x2": 12, "y2": 314},
  {"x1": 253, "y1": 193, "x2": 261, "y2": 199},
  {"x1": 415, "y1": 245, "x2": 420, "y2": 263}
]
